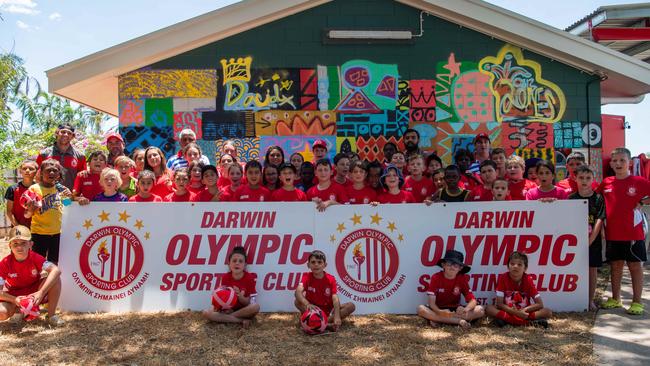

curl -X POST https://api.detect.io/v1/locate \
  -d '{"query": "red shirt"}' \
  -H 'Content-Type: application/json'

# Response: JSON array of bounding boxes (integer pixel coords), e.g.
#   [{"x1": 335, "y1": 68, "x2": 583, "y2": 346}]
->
[
  {"x1": 525, "y1": 186, "x2": 568, "y2": 200},
  {"x1": 426, "y1": 272, "x2": 475, "y2": 309},
  {"x1": 301, "y1": 272, "x2": 337, "y2": 314},
  {"x1": 557, "y1": 178, "x2": 599, "y2": 195},
  {"x1": 164, "y1": 191, "x2": 195, "y2": 202},
  {"x1": 219, "y1": 186, "x2": 238, "y2": 202},
  {"x1": 495, "y1": 272, "x2": 540, "y2": 309},
  {"x1": 221, "y1": 271, "x2": 257, "y2": 299},
  {"x1": 187, "y1": 184, "x2": 205, "y2": 195},
  {"x1": 271, "y1": 188, "x2": 308, "y2": 202},
  {"x1": 4, "y1": 182, "x2": 31, "y2": 227},
  {"x1": 128, "y1": 194, "x2": 163, "y2": 202},
  {"x1": 306, "y1": 182, "x2": 348, "y2": 203},
  {"x1": 0, "y1": 251, "x2": 46, "y2": 295},
  {"x1": 73, "y1": 172, "x2": 103, "y2": 200},
  {"x1": 378, "y1": 190, "x2": 415, "y2": 204},
  {"x1": 403, "y1": 176, "x2": 435, "y2": 202},
  {"x1": 508, "y1": 179, "x2": 537, "y2": 201},
  {"x1": 235, "y1": 185, "x2": 271, "y2": 202},
  {"x1": 151, "y1": 170, "x2": 174, "y2": 198},
  {"x1": 346, "y1": 185, "x2": 378, "y2": 204},
  {"x1": 192, "y1": 189, "x2": 221, "y2": 202},
  {"x1": 597, "y1": 175, "x2": 650, "y2": 241},
  {"x1": 467, "y1": 185, "x2": 493, "y2": 201},
  {"x1": 459, "y1": 173, "x2": 482, "y2": 191}
]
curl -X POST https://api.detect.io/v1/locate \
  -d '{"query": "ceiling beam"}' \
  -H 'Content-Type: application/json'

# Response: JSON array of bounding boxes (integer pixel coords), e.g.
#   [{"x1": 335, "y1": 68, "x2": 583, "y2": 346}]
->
[{"x1": 592, "y1": 27, "x2": 650, "y2": 41}]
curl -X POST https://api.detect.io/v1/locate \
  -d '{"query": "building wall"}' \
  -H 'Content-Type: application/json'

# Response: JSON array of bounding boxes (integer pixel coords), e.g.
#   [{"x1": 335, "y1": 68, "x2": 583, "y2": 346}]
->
[{"x1": 117, "y1": 0, "x2": 603, "y2": 179}]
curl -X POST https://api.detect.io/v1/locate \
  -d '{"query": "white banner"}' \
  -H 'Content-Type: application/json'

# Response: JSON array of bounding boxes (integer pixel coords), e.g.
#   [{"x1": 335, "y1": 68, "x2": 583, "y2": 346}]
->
[{"x1": 59, "y1": 201, "x2": 588, "y2": 313}]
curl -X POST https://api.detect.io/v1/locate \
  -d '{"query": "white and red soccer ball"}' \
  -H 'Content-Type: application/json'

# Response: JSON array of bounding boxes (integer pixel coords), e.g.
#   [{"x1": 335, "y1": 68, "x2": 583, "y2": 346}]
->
[
  {"x1": 18, "y1": 296, "x2": 40, "y2": 321},
  {"x1": 300, "y1": 307, "x2": 327, "y2": 335},
  {"x1": 19, "y1": 190, "x2": 42, "y2": 210},
  {"x1": 211, "y1": 286, "x2": 238, "y2": 311}
]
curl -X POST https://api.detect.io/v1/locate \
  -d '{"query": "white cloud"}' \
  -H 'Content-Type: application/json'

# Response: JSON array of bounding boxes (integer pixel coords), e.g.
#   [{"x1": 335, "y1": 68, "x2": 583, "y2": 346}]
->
[
  {"x1": 48, "y1": 12, "x2": 61, "y2": 21},
  {"x1": 16, "y1": 19, "x2": 30, "y2": 29},
  {"x1": 0, "y1": 0, "x2": 39, "y2": 15}
]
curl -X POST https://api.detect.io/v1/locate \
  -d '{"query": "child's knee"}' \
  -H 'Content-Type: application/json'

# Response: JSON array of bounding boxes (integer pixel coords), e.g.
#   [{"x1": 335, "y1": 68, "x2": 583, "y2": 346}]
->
[
  {"x1": 346, "y1": 302, "x2": 356, "y2": 313},
  {"x1": 416, "y1": 304, "x2": 429, "y2": 316},
  {"x1": 250, "y1": 303, "x2": 261, "y2": 313},
  {"x1": 474, "y1": 305, "x2": 485, "y2": 315},
  {"x1": 485, "y1": 304, "x2": 498, "y2": 315}
]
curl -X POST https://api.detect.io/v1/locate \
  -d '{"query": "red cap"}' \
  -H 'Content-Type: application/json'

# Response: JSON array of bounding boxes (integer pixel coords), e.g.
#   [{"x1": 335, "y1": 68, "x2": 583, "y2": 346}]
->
[
  {"x1": 473, "y1": 133, "x2": 490, "y2": 144},
  {"x1": 312, "y1": 139, "x2": 328, "y2": 150},
  {"x1": 106, "y1": 132, "x2": 124, "y2": 143}
]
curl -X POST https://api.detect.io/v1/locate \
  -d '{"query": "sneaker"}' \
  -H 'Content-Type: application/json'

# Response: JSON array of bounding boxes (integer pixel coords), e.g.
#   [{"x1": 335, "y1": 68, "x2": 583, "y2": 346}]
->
[
  {"x1": 46, "y1": 315, "x2": 65, "y2": 327},
  {"x1": 529, "y1": 319, "x2": 549, "y2": 329},
  {"x1": 493, "y1": 318, "x2": 507, "y2": 327}
]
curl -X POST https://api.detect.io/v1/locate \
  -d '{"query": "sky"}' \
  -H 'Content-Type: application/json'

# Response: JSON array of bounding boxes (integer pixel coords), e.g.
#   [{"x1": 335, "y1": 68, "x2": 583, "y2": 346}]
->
[{"x1": 1, "y1": 0, "x2": 649, "y2": 154}]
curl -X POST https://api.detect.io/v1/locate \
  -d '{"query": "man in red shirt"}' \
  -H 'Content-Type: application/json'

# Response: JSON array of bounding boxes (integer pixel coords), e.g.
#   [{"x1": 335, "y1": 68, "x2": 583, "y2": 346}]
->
[
  {"x1": 37, "y1": 123, "x2": 87, "y2": 190},
  {"x1": 294, "y1": 250, "x2": 355, "y2": 332},
  {"x1": 105, "y1": 132, "x2": 126, "y2": 167},
  {"x1": 597, "y1": 147, "x2": 650, "y2": 315},
  {"x1": 0, "y1": 226, "x2": 64, "y2": 326}
]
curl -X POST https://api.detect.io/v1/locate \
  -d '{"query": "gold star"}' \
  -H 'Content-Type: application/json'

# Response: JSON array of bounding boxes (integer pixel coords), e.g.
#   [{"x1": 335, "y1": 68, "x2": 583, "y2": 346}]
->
[
  {"x1": 398, "y1": 233, "x2": 404, "y2": 242},
  {"x1": 370, "y1": 213, "x2": 382, "y2": 225},
  {"x1": 75, "y1": 232, "x2": 81, "y2": 240},
  {"x1": 350, "y1": 213, "x2": 362, "y2": 225},
  {"x1": 337, "y1": 223, "x2": 346, "y2": 233},
  {"x1": 144, "y1": 232, "x2": 150, "y2": 240},
  {"x1": 134, "y1": 220, "x2": 144, "y2": 230},
  {"x1": 387, "y1": 222, "x2": 397, "y2": 232},
  {"x1": 118, "y1": 210, "x2": 131, "y2": 223},
  {"x1": 83, "y1": 219, "x2": 93, "y2": 230},
  {"x1": 330, "y1": 234, "x2": 336, "y2": 243},
  {"x1": 98, "y1": 210, "x2": 110, "y2": 222}
]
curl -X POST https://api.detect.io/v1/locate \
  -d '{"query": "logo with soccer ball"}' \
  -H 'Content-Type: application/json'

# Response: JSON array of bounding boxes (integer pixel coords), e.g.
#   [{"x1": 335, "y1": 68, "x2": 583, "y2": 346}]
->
[
  {"x1": 76, "y1": 210, "x2": 148, "y2": 292},
  {"x1": 330, "y1": 213, "x2": 404, "y2": 294}
]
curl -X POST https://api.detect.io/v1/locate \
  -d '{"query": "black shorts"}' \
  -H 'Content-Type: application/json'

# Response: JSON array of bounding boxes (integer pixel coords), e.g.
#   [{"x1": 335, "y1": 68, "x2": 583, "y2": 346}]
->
[
  {"x1": 606, "y1": 240, "x2": 647, "y2": 263},
  {"x1": 589, "y1": 240, "x2": 603, "y2": 268},
  {"x1": 31, "y1": 233, "x2": 60, "y2": 264}
]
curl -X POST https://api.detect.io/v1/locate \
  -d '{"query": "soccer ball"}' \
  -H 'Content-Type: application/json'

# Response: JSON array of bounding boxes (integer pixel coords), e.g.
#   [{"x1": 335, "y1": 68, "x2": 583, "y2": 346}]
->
[
  {"x1": 18, "y1": 296, "x2": 40, "y2": 321},
  {"x1": 300, "y1": 307, "x2": 327, "y2": 335},
  {"x1": 211, "y1": 286, "x2": 238, "y2": 311},
  {"x1": 19, "y1": 190, "x2": 42, "y2": 209}
]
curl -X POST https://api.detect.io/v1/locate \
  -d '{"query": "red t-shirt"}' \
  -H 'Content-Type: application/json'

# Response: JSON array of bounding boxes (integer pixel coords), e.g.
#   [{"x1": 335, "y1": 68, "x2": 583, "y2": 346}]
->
[
  {"x1": 525, "y1": 186, "x2": 568, "y2": 200},
  {"x1": 378, "y1": 190, "x2": 415, "y2": 204},
  {"x1": 301, "y1": 272, "x2": 337, "y2": 314},
  {"x1": 192, "y1": 189, "x2": 221, "y2": 202},
  {"x1": 306, "y1": 182, "x2": 349, "y2": 203},
  {"x1": 597, "y1": 175, "x2": 650, "y2": 241},
  {"x1": 495, "y1": 272, "x2": 540, "y2": 309},
  {"x1": 187, "y1": 184, "x2": 205, "y2": 195},
  {"x1": 346, "y1": 185, "x2": 378, "y2": 204},
  {"x1": 73, "y1": 172, "x2": 103, "y2": 200},
  {"x1": 459, "y1": 173, "x2": 482, "y2": 191},
  {"x1": 218, "y1": 186, "x2": 238, "y2": 202},
  {"x1": 403, "y1": 176, "x2": 435, "y2": 203},
  {"x1": 557, "y1": 178, "x2": 599, "y2": 195},
  {"x1": 508, "y1": 179, "x2": 537, "y2": 201},
  {"x1": 467, "y1": 185, "x2": 493, "y2": 202},
  {"x1": 164, "y1": 191, "x2": 195, "y2": 202},
  {"x1": 426, "y1": 272, "x2": 475, "y2": 309},
  {"x1": 221, "y1": 271, "x2": 257, "y2": 299},
  {"x1": 235, "y1": 185, "x2": 271, "y2": 202},
  {"x1": 128, "y1": 194, "x2": 163, "y2": 202},
  {"x1": 0, "y1": 251, "x2": 47, "y2": 296},
  {"x1": 4, "y1": 182, "x2": 31, "y2": 227},
  {"x1": 271, "y1": 188, "x2": 308, "y2": 202},
  {"x1": 151, "y1": 170, "x2": 174, "y2": 198}
]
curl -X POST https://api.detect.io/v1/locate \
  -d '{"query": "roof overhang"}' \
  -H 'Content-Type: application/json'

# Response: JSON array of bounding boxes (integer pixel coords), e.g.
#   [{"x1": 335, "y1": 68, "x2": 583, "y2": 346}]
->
[{"x1": 47, "y1": 0, "x2": 650, "y2": 116}]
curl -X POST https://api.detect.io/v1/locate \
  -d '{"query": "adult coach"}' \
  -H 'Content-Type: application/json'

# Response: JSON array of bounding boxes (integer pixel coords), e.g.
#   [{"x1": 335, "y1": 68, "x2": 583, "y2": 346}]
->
[
  {"x1": 36, "y1": 123, "x2": 86, "y2": 190},
  {"x1": 403, "y1": 128, "x2": 422, "y2": 160},
  {"x1": 166, "y1": 129, "x2": 210, "y2": 170},
  {"x1": 468, "y1": 133, "x2": 491, "y2": 174},
  {"x1": 105, "y1": 132, "x2": 126, "y2": 167}
]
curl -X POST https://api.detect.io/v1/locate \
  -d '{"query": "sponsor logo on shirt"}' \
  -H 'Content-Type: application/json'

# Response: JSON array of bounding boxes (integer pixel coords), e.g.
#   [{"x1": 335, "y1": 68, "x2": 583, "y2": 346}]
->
[
  {"x1": 8, "y1": 273, "x2": 18, "y2": 278},
  {"x1": 71, "y1": 159, "x2": 78, "y2": 168},
  {"x1": 325, "y1": 288, "x2": 331, "y2": 296},
  {"x1": 31, "y1": 269, "x2": 38, "y2": 277},
  {"x1": 628, "y1": 186, "x2": 637, "y2": 196},
  {"x1": 241, "y1": 195, "x2": 250, "y2": 199},
  {"x1": 83, "y1": 181, "x2": 93, "y2": 186},
  {"x1": 604, "y1": 189, "x2": 612, "y2": 193},
  {"x1": 453, "y1": 286, "x2": 460, "y2": 296},
  {"x1": 421, "y1": 188, "x2": 428, "y2": 195}
]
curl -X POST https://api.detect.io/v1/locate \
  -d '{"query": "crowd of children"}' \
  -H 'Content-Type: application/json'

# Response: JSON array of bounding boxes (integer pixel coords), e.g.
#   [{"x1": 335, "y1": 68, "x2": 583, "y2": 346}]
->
[{"x1": 3, "y1": 125, "x2": 649, "y2": 327}]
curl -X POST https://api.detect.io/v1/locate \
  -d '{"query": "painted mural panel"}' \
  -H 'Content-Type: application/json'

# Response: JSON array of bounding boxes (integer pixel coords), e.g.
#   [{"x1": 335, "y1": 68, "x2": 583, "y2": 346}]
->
[
  {"x1": 357, "y1": 136, "x2": 404, "y2": 163},
  {"x1": 121, "y1": 126, "x2": 177, "y2": 158},
  {"x1": 260, "y1": 135, "x2": 336, "y2": 163},
  {"x1": 554, "y1": 121, "x2": 602, "y2": 149},
  {"x1": 501, "y1": 121, "x2": 554, "y2": 154},
  {"x1": 119, "y1": 70, "x2": 218, "y2": 99},
  {"x1": 436, "y1": 121, "x2": 501, "y2": 165},
  {"x1": 173, "y1": 112, "x2": 202, "y2": 140},
  {"x1": 119, "y1": 99, "x2": 144, "y2": 127},
  {"x1": 254, "y1": 110, "x2": 336, "y2": 136},
  {"x1": 337, "y1": 110, "x2": 408, "y2": 138}
]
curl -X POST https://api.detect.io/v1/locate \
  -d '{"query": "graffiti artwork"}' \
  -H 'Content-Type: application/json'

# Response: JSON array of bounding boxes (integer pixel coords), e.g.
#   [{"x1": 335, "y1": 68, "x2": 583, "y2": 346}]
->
[
  {"x1": 201, "y1": 111, "x2": 254, "y2": 140},
  {"x1": 119, "y1": 69, "x2": 218, "y2": 99},
  {"x1": 436, "y1": 121, "x2": 501, "y2": 165},
  {"x1": 409, "y1": 80, "x2": 436, "y2": 122},
  {"x1": 214, "y1": 137, "x2": 260, "y2": 162},
  {"x1": 356, "y1": 136, "x2": 404, "y2": 163},
  {"x1": 337, "y1": 110, "x2": 408, "y2": 138},
  {"x1": 337, "y1": 137, "x2": 357, "y2": 155},
  {"x1": 121, "y1": 126, "x2": 177, "y2": 157},
  {"x1": 554, "y1": 121, "x2": 602, "y2": 149},
  {"x1": 501, "y1": 121, "x2": 553, "y2": 154},
  {"x1": 514, "y1": 148, "x2": 556, "y2": 164},
  {"x1": 172, "y1": 98, "x2": 216, "y2": 112},
  {"x1": 119, "y1": 99, "x2": 144, "y2": 127},
  {"x1": 254, "y1": 110, "x2": 336, "y2": 136},
  {"x1": 479, "y1": 45, "x2": 566, "y2": 123},
  {"x1": 144, "y1": 98, "x2": 173, "y2": 127},
  {"x1": 589, "y1": 148, "x2": 604, "y2": 182},
  {"x1": 260, "y1": 135, "x2": 335, "y2": 163},
  {"x1": 172, "y1": 112, "x2": 202, "y2": 140}
]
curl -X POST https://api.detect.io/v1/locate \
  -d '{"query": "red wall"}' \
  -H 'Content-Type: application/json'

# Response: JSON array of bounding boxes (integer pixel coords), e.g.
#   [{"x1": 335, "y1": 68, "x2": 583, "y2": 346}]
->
[{"x1": 601, "y1": 114, "x2": 626, "y2": 175}]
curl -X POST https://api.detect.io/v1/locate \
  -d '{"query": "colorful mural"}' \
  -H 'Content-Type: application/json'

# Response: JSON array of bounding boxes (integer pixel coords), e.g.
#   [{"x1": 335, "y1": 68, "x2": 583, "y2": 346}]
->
[{"x1": 119, "y1": 70, "x2": 218, "y2": 99}]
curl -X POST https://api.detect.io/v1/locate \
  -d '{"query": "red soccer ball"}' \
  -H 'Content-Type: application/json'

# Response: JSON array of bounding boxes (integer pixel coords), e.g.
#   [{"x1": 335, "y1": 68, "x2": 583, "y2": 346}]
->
[
  {"x1": 300, "y1": 307, "x2": 328, "y2": 335},
  {"x1": 19, "y1": 296, "x2": 40, "y2": 321},
  {"x1": 19, "y1": 190, "x2": 42, "y2": 210},
  {"x1": 211, "y1": 286, "x2": 238, "y2": 311}
]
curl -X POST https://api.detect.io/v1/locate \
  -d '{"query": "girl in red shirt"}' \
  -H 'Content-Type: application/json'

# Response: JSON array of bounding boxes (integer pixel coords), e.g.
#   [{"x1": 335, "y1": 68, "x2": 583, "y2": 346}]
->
[
  {"x1": 220, "y1": 164, "x2": 244, "y2": 202},
  {"x1": 143, "y1": 147, "x2": 173, "y2": 198},
  {"x1": 376, "y1": 164, "x2": 415, "y2": 204}
]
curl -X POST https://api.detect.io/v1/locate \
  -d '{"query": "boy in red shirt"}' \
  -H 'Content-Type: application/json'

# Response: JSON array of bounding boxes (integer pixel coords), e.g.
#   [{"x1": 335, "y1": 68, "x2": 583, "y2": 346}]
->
[
  {"x1": 0, "y1": 225, "x2": 64, "y2": 326},
  {"x1": 417, "y1": 250, "x2": 485, "y2": 328},
  {"x1": 490, "y1": 148, "x2": 508, "y2": 179},
  {"x1": 487, "y1": 251, "x2": 552, "y2": 328},
  {"x1": 4, "y1": 159, "x2": 37, "y2": 228},
  {"x1": 73, "y1": 150, "x2": 107, "y2": 205},
  {"x1": 307, "y1": 159, "x2": 348, "y2": 211},
  {"x1": 128, "y1": 170, "x2": 163, "y2": 202},
  {"x1": 432, "y1": 168, "x2": 445, "y2": 191},
  {"x1": 164, "y1": 168, "x2": 195, "y2": 202},
  {"x1": 492, "y1": 178, "x2": 510, "y2": 201},
  {"x1": 295, "y1": 250, "x2": 355, "y2": 332},
  {"x1": 404, "y1": 155, "x2": 435, "y2": 203},
  {"x1": 271, "y1": 163, "x2": 308, "y2": 202},
  {"x1": 507, "y1": 155, "x2": 537, "y2": 200},
  {"x1": 193, "y1": 165, "x2": 222, "y2": 202},
  {"x1": 346, "y1": 160, "x2": 377, "y2": 204},
  {"x1": 234, "y1": 160, "x2": 271, "y2": 202},
  {"x1": 598, "y1": 147, "x2": 650, "y2": 315},
  {"x1": 332, "y1": 153, "x2": 352, "y2": 187},
  {"x1": 467, "y1": 160, "x2": 498, "y2": 201}
]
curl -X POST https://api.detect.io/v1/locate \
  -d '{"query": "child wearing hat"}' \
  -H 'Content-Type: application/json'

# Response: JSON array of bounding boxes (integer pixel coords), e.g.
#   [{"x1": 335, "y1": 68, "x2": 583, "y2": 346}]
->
[
  {"x1": 375, "y1": 164, "x2": 415, "y2": 204},
  {"x1": 417, "y1": 250, "x2": 485, "y2": 328},
  {"x1": 0, "y1": 225, "x2": 64, "y2": 326}
]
